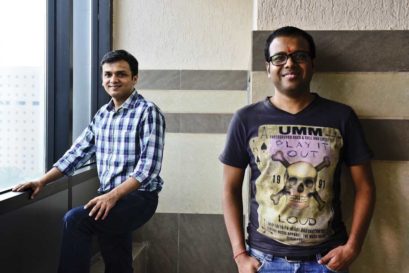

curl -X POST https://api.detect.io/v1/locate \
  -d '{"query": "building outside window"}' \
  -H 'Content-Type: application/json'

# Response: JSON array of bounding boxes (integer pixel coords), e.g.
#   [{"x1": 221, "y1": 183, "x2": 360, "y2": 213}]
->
[{"x1": 0, "y1": 0, "x2": 46, "y2": 190}]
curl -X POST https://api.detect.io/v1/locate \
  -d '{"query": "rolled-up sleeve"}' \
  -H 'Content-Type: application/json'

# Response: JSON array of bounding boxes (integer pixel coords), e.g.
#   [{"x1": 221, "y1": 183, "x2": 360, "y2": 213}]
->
[
  {"x1": 130, "y1": 105, "x2": 165, "y2": 186},
  {"x1": 53, "y1": 122, "x2": 96, "y2": 175}
]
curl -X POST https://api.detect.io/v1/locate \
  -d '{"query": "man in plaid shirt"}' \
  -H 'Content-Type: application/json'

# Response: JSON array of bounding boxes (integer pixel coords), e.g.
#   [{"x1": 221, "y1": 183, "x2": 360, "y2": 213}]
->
[{"x1": 13, "y1": 50, "x2": 165, "y2": 273}]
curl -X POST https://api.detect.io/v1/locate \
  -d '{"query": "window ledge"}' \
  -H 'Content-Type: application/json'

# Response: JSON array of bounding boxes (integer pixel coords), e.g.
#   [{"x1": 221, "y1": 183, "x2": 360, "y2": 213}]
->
[{"x1": 0, "y1": 165, "x2": 97, "y2": 215}]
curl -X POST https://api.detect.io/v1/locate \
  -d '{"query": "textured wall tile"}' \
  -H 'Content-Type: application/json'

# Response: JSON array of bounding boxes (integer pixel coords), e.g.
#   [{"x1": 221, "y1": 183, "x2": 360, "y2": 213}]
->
[
  {"x1": 137, "y1": 70, "x2": 248, "y2": 90},
  {"x1": 133, "y1": 213, "x2": 179, "y2": 273},
  {"x1": 114, "y1": 0, "x2": 252, "y2": 70},
  {"x1": 361, "y1": 119, "x2": 409, "y2": 161},
  {"x1": 340, "y1": 161, "x2": 409, "y2": 273},
  {"x1": 139, "y1": 89, "x2": 248, "y2": 114},
  {"x1": 137, "y1": 70, "x2": 180, "y2": 90},
  {"x1": 311, "y1": 73, "x2": 409, "y2": 119},
  {"x1": 164, "y1": 113, "x2": 232, "y2": 134},
  {"x1": 179, "y1": 214, "x2": 237, "y2": 273},
  {"x1": 256, "y1": 0, "x2": 409, "y2": 30},
  {"x1": 157, "y1": 133, "x2": 227, "y2": 214},
  {"x1": 180, "y1": 70, "x2": 248, "y2": 90},
  {"x1": 249, "y1": 71, "x2": 273, "y2": 103}
]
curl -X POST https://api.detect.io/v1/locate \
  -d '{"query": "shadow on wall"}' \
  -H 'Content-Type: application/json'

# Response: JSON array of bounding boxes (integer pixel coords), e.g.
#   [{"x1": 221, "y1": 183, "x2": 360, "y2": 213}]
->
[{"x1": 341, "y1": 161, "x2": 408, "y2": 273}]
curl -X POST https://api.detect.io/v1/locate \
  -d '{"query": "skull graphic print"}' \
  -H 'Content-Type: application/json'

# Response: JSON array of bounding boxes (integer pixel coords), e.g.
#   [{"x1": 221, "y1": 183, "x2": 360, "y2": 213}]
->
[
  {"x1": 270, "y1": 150, "x2": 330, "y2": 210},
  {"x1": 249, "y1": 125, "x2": 343, "y2": 246}
]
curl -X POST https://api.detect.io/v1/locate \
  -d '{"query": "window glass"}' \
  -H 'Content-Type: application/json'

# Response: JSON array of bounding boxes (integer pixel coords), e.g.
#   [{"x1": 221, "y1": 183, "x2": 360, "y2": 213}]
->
[
  {"x1": 73, "y1": 0, "x2": 92, "y2": 140},
  {"x1": 0, "y1": 0, "x2": 46, "y2": 190}
]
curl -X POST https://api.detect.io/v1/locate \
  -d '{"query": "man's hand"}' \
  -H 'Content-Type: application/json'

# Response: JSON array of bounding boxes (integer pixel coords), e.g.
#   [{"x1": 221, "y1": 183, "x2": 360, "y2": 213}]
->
[
  {"x1": 318, "y1": 244, "x2": 358, "y2": 272},
  {"x1": 235, "y1": 253, "x2": 261, "y2": 273},
  {"x1": 12, "y1": 181, "x2": 45, "y2": 199},
  {"x1": 84, "y1": 191, "x2": 120, "y2": 221},
  {"x1": 12, "y1": 167, "x2": 63, "y2": 199},
  {"x1": 85, "y1": 176, "x2": 140, "y2": 221}
]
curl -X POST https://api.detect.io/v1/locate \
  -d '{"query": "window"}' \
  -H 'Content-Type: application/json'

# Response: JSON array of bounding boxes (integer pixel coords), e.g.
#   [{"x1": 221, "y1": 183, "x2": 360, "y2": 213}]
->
[
  {"x1": 46, "y1": 0, "x2": 112, "y2": 169},
  {"x1": 0, "y1": 0, "x2": 46, "y2": 190},
  {"x1": 0, "y1": 0, "x2": 111, "y2": 192}
]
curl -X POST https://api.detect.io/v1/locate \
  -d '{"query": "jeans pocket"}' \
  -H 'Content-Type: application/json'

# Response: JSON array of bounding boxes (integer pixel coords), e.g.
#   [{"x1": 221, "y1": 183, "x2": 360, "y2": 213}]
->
[
  {"x1": 249, "y1": 251, "x2": 265, "y2": 272},
  {"x1": 256, "y1": 258, "x2": 266, "y2": 272}
]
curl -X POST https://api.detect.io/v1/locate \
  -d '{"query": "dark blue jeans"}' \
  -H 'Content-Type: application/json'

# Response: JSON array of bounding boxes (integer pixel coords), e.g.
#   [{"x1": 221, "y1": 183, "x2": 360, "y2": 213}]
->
[{"x1": 58, "y1": 190, "x2": 158, "y2": 273}]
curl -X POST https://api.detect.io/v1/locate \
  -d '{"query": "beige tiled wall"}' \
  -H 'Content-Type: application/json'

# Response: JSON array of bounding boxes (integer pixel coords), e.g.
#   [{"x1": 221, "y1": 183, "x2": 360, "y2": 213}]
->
[
  {"x1": 113, "y1": 0, "x2": 252, "y2": 70},
  {"x1": 139, "y1": 87, "x2": 248, "y2": 214},
  {"x1": 255, "y1": 0, "x2": 409, "y2": 30},
  {"x1": 114, "y1": 0, "x2": 252, "y2": 215},
  {"x1": 158, "y1": 133, "x2": 226, "y2": 214}
]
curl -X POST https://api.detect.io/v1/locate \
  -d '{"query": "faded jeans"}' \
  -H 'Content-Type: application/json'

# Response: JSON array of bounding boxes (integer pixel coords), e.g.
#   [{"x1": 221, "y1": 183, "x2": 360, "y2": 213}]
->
[{"x1": 248, "y1": 247, "x2": 348, "y2": 273}]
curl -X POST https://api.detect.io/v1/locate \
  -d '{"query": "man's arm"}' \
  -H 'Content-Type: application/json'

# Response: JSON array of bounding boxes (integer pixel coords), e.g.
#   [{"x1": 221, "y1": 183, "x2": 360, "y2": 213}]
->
[
  {"x1": 222, "y1": 164, "x2": 260, "y2": 273},
  {"x1": 13, "y1": 118, "x2": 98, "y2": 199},
  {"x1": 12, "y1": 167, "x2": 64, "y2": 199},
  {"x1": 130, "y1": 106, "x2": 165, "y2": 189},
  {"x1": 319, "y1": 162, "x2": 376, "y2": 271}
]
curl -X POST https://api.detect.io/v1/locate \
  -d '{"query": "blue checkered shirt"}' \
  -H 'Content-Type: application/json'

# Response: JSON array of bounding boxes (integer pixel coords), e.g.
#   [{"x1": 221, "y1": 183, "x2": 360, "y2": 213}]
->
[{"x1": 54, "y1": 90, "x2": 165, "y2": 193}]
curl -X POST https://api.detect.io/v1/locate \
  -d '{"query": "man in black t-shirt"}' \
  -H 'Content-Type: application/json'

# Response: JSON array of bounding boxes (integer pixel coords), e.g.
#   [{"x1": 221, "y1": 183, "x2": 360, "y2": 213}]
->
[{"x1": 220, "y1": 26, "x2": 375, "y2": 273}]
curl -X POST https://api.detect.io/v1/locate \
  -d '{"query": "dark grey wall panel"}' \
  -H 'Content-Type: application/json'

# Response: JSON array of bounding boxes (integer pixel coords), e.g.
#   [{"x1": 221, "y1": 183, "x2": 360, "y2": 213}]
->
[
  {"x1": 137, "y1": 70, "x2": 181, "y2": 90},
  {"x1": 361, "y1": 119, "x2": 409, "y2": 161},
  {"x1": 137, "y1": 70, "x2": 248, "y2": 90},
  {"x1": 0, "y1": 190, "x2": 68, "y2": 273},
  {"x1": 180, "y1": 70, "x2": 248, "y2": 90},
  {"x1": 253, "y1": 30, "x2": 409, "y2": 72},
  {"x1": 134, "y1": 213, "x2": 179, "y2": 273},
  {"x1": 71, "y1": 168, "x2": 99, "y2": 207},
  {"x1": 179, "y1": 214, "x2": 237, "y2": 273},
  {"x1": 0, "y1": 168, "x2": 100, "y2": 273},
  {"x1": 133, "y1": 213, "x2": 237, "y2": 273},
  {"x1": 165, "y1": 113, "x2": 232, "y2": 133}
]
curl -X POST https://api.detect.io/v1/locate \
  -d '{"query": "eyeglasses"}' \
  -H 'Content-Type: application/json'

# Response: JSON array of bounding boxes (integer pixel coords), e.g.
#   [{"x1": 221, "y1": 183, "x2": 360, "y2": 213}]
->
[{"x1": 268, "y1": 51, "x2": 311, "y2": 66}]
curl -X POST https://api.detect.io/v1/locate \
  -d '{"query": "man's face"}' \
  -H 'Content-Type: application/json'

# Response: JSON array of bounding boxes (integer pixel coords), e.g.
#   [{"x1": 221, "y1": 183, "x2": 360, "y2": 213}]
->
[
  {"x1": 102, "y1": 60, "x2": 137, "y2": 104},
  {"x1": 266, "y1": 36, "x2": 314, "y2": 96}
]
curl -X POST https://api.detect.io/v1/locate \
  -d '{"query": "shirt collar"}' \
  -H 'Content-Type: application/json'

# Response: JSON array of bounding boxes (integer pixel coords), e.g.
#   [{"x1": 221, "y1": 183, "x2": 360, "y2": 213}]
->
[{"x1": 106, "y1": 89, "x2": 138, "y2": 112}]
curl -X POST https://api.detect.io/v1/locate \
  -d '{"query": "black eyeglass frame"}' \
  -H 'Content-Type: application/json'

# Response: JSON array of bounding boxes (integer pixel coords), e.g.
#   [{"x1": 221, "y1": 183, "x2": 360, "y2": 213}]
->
[{"x1": 268, "y1": 51, "x2": 312, "y2": 66}]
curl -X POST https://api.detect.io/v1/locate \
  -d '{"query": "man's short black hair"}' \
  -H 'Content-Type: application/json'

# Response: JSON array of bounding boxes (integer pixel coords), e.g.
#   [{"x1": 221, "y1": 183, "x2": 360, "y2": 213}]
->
[
  {"x1": 264, "y1": 26, "x2": 316, "y2": 62},
  {"x1": 100, "y1": 49, "x2": 139, "y2": 76}
]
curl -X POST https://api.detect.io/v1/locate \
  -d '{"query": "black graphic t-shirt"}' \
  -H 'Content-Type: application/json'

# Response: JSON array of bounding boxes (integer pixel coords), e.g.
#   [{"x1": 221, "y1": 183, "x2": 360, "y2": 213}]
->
[{"x1": 219, "y1": 94, "x2": 372, "y2": 256}]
